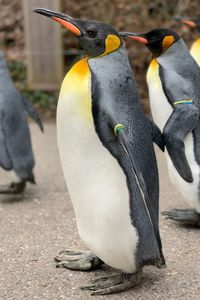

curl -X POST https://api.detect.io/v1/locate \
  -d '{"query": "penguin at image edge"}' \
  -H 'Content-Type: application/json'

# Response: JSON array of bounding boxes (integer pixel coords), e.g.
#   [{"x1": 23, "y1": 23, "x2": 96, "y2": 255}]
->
[
  {"x1": 174, "y1": 16, "x2": 200, "y2": 66},
  {"x1": 120, "y1": 28, "x2": 200, "y2": 226},
  {"x1": 35, "y1": 8, "x2": 166, "y2": 295},
  {"x1": 0, "y1": 51, "x2": 43, "y2": 194}
]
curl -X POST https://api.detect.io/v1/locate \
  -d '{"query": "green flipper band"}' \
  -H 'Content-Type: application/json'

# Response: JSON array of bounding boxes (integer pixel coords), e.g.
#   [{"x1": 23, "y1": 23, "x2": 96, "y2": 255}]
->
[
  {"x1": 174, "y1": 99, "x2": 193, "y2": 106},
  {"x1": 114, "y1": 124, "x2": 125, "y2": 136}
]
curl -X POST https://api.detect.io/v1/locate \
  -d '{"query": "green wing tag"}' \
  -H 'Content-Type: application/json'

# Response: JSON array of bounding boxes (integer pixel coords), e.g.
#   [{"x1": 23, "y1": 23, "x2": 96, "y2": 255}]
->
[{"x1": 114, "y1": 124, "x2": 125, "y2": 136}]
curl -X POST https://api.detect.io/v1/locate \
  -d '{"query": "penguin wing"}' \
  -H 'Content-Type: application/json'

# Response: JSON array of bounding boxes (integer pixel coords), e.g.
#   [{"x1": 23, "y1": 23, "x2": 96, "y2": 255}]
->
[
  {"x1": 163, "y1": 104, "x2": 199, "y2": 182},
  {"x1": 0, "y1": 109, "x2": 12, "y2": 170},
  {"x1": 116, "y1": 126, "x2": 162, "y2": 252},
  {"x1": 2, "y1": 104, "x2": 35, "y2": 182},
  {"x1": 21, "y1": 96, "x2": 44, "y2": 132},
  {"x1": 146, "y1": 116, "x2": 165, "y2": 151}
]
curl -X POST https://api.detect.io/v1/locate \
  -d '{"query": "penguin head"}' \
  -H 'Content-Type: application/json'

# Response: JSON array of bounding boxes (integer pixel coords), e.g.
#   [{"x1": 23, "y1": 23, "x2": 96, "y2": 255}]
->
[
  {"x1": 119, "y1": 28, "x2": 180, "y2": 57},
  {"x1": 174, "y1": 16, "x2": 200, "y2": 33},
  {"x1": 34, "y1": 8, "x2": 122, "y2": 58}
]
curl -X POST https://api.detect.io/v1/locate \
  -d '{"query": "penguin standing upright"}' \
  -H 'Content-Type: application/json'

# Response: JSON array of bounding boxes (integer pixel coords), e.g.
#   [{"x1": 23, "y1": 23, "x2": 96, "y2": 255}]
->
[
  {"x1": 120, "y1": 29, "x2": 200, "y2": 226},
  {"x1": 0, "y1": 51, "x2": 43, "y2": 193},
  {"x1": 175, "y1": 16, "x2": 200, "y2": 65},
  {"x1": 35, "y1": 8, "x2": 165, "y2": 295}
]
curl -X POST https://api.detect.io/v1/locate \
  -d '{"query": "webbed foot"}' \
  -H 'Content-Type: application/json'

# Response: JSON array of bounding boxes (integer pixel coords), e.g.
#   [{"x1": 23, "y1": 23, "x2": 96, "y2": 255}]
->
[
  {"x1": 0, "y1": 181, "x2": 26, "y2": 194},
  {"x1": 81, "y1": 270, "x2": 143, "y2": 295},
  {"x1": 162, "y1": 208, "x2": 200, "y2": 226},
  {"x1": 54, "y1": 250, "x2": 103, "y2": 271}
]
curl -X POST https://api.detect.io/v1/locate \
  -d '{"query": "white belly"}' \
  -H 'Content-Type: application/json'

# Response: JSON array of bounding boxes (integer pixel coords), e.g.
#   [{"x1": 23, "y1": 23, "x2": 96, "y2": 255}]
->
[
  {"x1": 147, "y1": 61, "x2": 200, "y2": 212},
  {"x1": 57, "y1": 82, "x2": 138, "y2": 273}
]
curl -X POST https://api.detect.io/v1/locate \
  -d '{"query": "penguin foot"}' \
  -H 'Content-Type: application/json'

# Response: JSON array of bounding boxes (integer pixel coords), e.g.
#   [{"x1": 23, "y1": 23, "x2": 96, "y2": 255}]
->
[
  {"x1": 0, "y1": 181, "x2": 26, "y2": 194},
  {"x1": 162, "y1": 208, "x2": 200, "y2": 226},
  {"x1": 81, "y1": 270, "x2": 143, "y2": 295},
  {"x1": 54, "y1": 250, "x2": 103, "y2": 271}
]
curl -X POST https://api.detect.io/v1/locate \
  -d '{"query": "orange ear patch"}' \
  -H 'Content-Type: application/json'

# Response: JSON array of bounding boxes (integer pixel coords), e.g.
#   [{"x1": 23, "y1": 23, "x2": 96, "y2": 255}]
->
[
  {"x1": 100, "y1": 35, "x2": 121, "y2": 56},
  {"x1": 162, "y1": 35, "x2": 175, "y2": 50}
]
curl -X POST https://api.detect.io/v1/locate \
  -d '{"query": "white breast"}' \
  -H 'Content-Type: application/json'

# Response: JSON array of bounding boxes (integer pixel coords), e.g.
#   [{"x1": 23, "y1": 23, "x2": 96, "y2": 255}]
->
[
  {"x1": 147, "y1": 60, "x2": 200, "y2": 212},
  {"x1": 56, "y1": 62, "x2": 138, "y2": 273}
]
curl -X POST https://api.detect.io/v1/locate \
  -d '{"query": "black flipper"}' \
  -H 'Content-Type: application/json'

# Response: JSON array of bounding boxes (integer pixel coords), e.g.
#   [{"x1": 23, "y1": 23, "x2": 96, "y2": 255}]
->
[
  {"x1": 21, "y1": 96, "x2": 44, "y2": 132},
  {"x1": 146, "y1": 115, "x2": 165, "y2": 151},
  {"x1": 0, "y1": 110, "x2": 12, "y2": 170},
  {"x1": 163, "y1": 104, "x2": 199, "y2": 183},
  {"x1": 114, "y1": 124, "x2": 165, "y2": 266}
]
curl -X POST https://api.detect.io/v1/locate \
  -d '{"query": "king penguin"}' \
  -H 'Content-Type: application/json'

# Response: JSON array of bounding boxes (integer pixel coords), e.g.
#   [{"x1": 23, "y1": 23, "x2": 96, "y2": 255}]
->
[
  {"x1": 175, "y1": 16, "x2": 200, "y2": 66},
  {"x1": 0, "y1": 51, "x2": 43, "y2": 193},
  {"x1": 34, "y1": 8, "x2": 165, "y2": 295},
  {"x1": 120, "y1": 29, "x2": 200, "y2": 226}
]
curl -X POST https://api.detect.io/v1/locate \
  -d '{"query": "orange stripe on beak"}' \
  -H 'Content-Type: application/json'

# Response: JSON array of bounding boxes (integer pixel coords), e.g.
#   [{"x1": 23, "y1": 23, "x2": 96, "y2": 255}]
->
[
  {"x1": 129, "y1": 36, "x2": 148, "y2": 44},
  {"x1": 52, "y1": 17, "x2": 81, "y2": 36},
  {"x1": 181, "y1": 20, "x2": 196, "y2": 28}
]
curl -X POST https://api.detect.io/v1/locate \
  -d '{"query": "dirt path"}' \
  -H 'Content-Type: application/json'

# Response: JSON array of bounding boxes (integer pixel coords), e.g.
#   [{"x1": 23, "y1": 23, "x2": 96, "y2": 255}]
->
[{"x1": 0, "y1": 122, "x2": 199, "y2": 300}]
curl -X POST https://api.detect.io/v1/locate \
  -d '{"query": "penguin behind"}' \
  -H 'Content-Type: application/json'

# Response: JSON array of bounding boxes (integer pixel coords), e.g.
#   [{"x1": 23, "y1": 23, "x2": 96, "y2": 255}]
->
[
  {"x1": 175, "y1": 16, "x2": 200, "y2": 65},
  {"x1": 120, "y1": 28, "x2": 200, "y2": 226},
  {"x1": 0, "y1": 51, "x2": 43, "y2": 193},
  {"x1": 34, "y1": 8, "x2": 165, "y2": 295}
]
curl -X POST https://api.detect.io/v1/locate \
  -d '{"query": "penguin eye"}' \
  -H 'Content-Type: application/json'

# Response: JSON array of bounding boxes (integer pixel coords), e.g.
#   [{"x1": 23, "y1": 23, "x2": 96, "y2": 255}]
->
[{"x1": 86, "y1": 30, "x2": 97, "y2": 38}]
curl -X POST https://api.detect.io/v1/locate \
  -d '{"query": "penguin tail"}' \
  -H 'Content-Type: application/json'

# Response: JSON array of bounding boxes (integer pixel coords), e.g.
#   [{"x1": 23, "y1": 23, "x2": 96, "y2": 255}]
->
[
  {"x1": 156, "y1": 253, "x2": 167, "y2": 269},
  {"x1": 27, "y1": 173, "x2": 36, "y2": 184},
  {"x1": 21, "y1": 96, "x2": 44, "y2": 132}
]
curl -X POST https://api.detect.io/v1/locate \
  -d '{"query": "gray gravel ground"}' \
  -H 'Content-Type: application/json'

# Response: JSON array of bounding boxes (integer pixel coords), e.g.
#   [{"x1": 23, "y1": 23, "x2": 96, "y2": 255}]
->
[{"x1": 0, "y1": 121, "x2": 199, "y2": 300}]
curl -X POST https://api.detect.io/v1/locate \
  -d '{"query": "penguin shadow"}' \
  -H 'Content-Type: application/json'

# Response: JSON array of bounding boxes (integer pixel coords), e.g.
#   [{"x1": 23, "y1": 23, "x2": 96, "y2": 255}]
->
[
  {"x1": 0, "y1": 189, "x2": 35, "y2": 204},
  {"x1": 140, "y1": 268, "x2": 165, "y2": 289},
  {"x1": 172, "y1": 222, "x2": 200, "y2": 230}
]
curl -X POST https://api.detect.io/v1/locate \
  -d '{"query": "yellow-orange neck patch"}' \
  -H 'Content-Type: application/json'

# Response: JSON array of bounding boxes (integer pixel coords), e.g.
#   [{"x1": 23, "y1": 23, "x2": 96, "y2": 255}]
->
[
  {"x1": 147, "y1": 58, "x2": 160, "y2": 82},
  {"x1": 162, "y1": 35, "x2": 175, "y2": 51},
  {"x1": 68, "y1": 56, "x2": 89, "y2": 76},
  {"x1": 60, "y1": 57, "x2": 92, "y2": 122},
  {"x1": 100, "y1": 34, "x2": 121, "y2": 57}
]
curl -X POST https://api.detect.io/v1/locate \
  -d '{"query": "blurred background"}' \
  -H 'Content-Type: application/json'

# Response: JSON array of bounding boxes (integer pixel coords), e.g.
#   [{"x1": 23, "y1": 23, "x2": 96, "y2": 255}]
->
[{"x1": 1, "y1": 0, "x2": 200, "y2": 116}]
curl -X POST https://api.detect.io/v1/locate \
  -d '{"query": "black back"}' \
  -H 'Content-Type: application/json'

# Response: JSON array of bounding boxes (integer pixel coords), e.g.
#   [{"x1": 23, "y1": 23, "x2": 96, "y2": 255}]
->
[{"x1": 157, "y1": 39, "x2": 200, "y2": 165}]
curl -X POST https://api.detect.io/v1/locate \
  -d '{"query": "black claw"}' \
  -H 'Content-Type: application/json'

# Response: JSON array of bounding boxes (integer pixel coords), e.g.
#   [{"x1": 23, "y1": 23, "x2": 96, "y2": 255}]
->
[
  {"x1": 54, "y1": 256, "x2": 60, "y2": 263},
  {"x1": 162, "y1": 208, "x2": 200, "y2": 226},
  {"x1": 54, "y1": 249, "x2": 102, "y2": 271},
  {"x1": 81, "y1": 271, "x2": 143, "y2": 295}
]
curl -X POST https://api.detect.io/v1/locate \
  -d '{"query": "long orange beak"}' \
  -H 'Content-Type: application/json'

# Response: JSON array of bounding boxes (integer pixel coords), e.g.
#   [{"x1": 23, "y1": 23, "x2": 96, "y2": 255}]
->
[
  {"x1": 34, "y1": 8, "x2": 81, "y2": 36},
  {"x1": 180, "y1": 20, "x2": 196, "y2": 28},
  {"x1": 174, "y1": 16, "x2": 196, "y2": 29},
  {"x1": 119, "y1": 32, "x2": 148, "y2": 44}
]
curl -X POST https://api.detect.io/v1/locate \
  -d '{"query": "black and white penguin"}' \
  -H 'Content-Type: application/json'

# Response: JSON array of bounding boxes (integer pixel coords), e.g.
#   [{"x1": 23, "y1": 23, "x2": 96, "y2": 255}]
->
[
  {"x1": 120, "y1": 29, "x2": 200, "y2": 226},
  {"x1": 35, "y1": 8, "x2": 166, "y2": 295},
  {"x1": 0, "y1": 51, "x2": 43, "y2": 193},
  {"x1": 175, "y1": 16, "x2": 200, "y2": 65}
]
